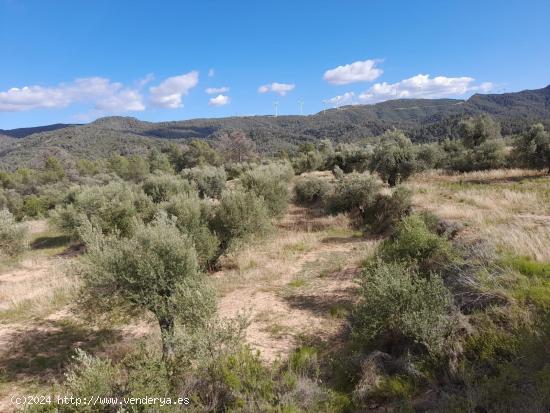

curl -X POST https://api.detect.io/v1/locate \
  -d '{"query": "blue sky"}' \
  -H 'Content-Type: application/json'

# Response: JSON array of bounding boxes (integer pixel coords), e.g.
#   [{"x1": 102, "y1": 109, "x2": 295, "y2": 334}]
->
[{"x1": 1, "y1": 0, "x2": 549, "y2": 129}]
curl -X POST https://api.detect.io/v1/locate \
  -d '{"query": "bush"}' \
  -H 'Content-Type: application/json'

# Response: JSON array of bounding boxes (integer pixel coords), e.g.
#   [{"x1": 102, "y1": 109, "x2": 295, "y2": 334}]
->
[
  {"x1": 0, "y1": 209, "x2": 29, "y2": 258},
  {"x1": 142, "y1": 173, "x2": 195, "y2": 203},
  {"x1": 326, "y1": 172, "x2": 381, "y2": 214},
  {"x1": 240, "y1": 163, "x2": 293, "y2": 217},
  {"x1": 181, "y1": 165, "x2": 227, "y2": 199},
  {"x1": 210, "y1": 189, "x2": 271, "y2": 253},
  {"x1": 353, "y1": 260, "x2": 455, "y2": 356},
  {"x1": 64, "y1": 349, "x2": 121, "y2": 401},
  {"x1": 512, "y1": 123, "x2": 550, "y2": 172},
  {"x1": 51, "y1": 182, "x2": 156, "y2": 239},
  {"x1": 362, "y1": 186, "x2": 412, "y2": 235},
  {"x1": 292, "y1": 150, "x2": 324, "y2": 174},
  {"x1": 163, "y1": 193, "x2": 220, "y2": 268},
  {"x1": 326, "y1": 143, "x2": 371, "y2": 173},
  {"x1": 378, "y1": 214, "x2": 456, "y2": 276},
  {"x1": 294, "y1": 176, "x2": 332, "y2": 205},
  {"x1": 369, "y1": 131, "x2": 417, "y2": 186}
]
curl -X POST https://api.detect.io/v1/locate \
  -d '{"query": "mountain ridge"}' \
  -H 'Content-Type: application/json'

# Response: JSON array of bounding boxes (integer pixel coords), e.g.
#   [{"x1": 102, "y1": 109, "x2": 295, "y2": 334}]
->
[{"x1": 1, "y1": 85, "x2": 549, "y2": 170}]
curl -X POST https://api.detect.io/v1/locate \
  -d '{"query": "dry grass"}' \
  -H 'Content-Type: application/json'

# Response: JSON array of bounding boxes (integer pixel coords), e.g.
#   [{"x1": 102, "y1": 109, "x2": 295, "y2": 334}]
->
[{"x1": 409, "y1": 169, "x2": 550, "y2": 261}]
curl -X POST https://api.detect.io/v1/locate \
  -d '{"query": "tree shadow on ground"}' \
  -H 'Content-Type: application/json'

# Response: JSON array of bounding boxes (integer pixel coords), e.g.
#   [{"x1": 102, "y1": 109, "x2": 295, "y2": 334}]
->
[
  {"x1": 0, "y1": 320, "x2": 120, "y2": 384},
  {"x1": 30, "y1": 235, "x2": 71, "y2": 250},
  {"x1": 283, "y1": 286, "x2": 356, "y2": 318}
]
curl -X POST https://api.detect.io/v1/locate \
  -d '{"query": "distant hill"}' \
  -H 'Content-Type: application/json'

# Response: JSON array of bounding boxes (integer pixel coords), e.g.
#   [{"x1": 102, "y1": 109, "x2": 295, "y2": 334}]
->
[
  {"x1": 1, "y1": 85, "x2": 549, "y2": 169},
  {"x1": 0, "y1": 123, "x2": 78, "y2": 138}
]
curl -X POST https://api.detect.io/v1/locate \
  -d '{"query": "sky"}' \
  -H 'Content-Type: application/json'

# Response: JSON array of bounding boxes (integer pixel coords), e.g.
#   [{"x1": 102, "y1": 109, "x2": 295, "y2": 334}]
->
[{"x1": 1, "y1": 0, "x2": 549, "y2": 129}]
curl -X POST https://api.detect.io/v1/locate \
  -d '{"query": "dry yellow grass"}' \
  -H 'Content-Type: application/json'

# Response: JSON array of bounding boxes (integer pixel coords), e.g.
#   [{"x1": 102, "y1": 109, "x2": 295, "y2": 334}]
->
[{"x1": 409, "y1": 169, "x2": 550, "y2": 261}]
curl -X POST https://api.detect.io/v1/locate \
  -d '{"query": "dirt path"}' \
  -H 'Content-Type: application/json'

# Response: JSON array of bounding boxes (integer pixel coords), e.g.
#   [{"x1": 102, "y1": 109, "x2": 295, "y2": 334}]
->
[{"x1": 216, "y1": 205, "x2": 376, "y2": 361}]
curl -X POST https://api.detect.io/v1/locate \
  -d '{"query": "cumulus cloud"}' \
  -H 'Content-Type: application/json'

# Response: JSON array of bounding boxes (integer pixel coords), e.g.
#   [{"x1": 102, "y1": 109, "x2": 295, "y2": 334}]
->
[
  {"x1": 206, "y1": 86, "x2": 229, "y2": 94},
  {"x1": 324, "y1": 92, "x2": 356, "y2": 107},
  {"x1": 0, "y1": 77, "x2": 145, "y2": 112},
  {"x1": 323, "y1": 59, "x2": 383, "y2": 85},
  {"x1": 208, "y1": 94, "x2": 230, "y2": 106},
  {"x1": 258, "y1": 82, "x2": 295, "y2": 96},
  {"x1": 149, "y1": 71, "x2": 199, "y2": 108},
  {"x1": 358, "y1": 74, "x2": 493, "y2": 103}
]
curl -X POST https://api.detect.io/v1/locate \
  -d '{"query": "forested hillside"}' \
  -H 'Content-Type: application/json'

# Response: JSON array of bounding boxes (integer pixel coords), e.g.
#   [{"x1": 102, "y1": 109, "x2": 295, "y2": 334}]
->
[{"x1": 1, "y1": 85, "x2": 549, "y2": 169}]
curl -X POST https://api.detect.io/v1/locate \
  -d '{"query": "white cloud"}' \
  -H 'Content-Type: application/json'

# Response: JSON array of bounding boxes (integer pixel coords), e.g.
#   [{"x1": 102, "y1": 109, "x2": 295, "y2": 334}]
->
[
  {"x1": 0, "y1": 77, "x2": 144, "y2": 112},
  {"x1": 149, "y1": 71, "x2": 199, "y2": 108},
  {"x1": 323, "y1": 59, "x2": 383, "y2": 85},
  {"x1": 136, "y1": 73, "x2": 155, "y2": 88},
  {"x1": 257, "y1": 82, "x2": 295, "y2": 96},
  {"x1": 358, "y1": 74, "x2": 494, "y2": 103},
  {"x1": 205, "y1": 86, "x2": 229, "y2": 94},
  {"x1": 324, "y1": 92, "x2": 356, "y2": 107},
  {"x1": 208, "y1": 68, "x2": 215, "y2": 77},
  {"x1": 209, "y1": 94, "x2": 230, "y2": 106}
]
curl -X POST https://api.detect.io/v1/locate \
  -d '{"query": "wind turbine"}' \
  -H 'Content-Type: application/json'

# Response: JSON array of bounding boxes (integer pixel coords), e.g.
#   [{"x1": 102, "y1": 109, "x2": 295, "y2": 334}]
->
[
  {"x1": 298, "y1": 100, "x2": 304, "y2": 115},
  {"x1": 274, "y1": 101, "x2": 279, "y2": 117}
]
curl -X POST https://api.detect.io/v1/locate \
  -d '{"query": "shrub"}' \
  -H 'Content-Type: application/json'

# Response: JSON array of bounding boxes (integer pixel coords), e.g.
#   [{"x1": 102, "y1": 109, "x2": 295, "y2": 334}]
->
[
  {"x1": 0, "y1": 209, "x2": 29, "y2": 258},
  {"x1": 64, "y1": 349, "x2": 121, "y2": 400},
  {"x1": 163, "y1": 193, "x2": 220, "y2": 268},
  {"x1": 142, "y1": 173, "x2": 194, "y2": 203},
  {"x1": 326, "y1": 172, "x2": 381, "y2": 214},
  {"x1": 51, "y1": 182, "x2": 156, "y2": 239},
  {"x1": 181, "y1": 165, "x2": 227, "y2": 199},
  {"x1": 326, "y1": 143, "x2": 371, "y2": 173},
  {"x1": 512, "y1": 123, "x2": 550, "y2": 172},
  {"x1": 210, "y1": 189, "x2": 271, "y2": 253},
  {"x1": 240, "y1": 163, "x2": 293, "y2": 217},
  {"x1": 378, "y1": 214, "x2": 456, "y2": 276},
  {"x1": 362, "y1": 186, "x2": 412, "y2": 235},
  {"x1": 294, "y1": 176, "x2": 332, "y2": 205},
  {"x1": 353, "y1": 261, "x2": 455, "y2": 356},
  {"x1": 292, "y1": 150, "x2": 324, "y2": 174},
  {"x1": 369, "y1": 131, "x2": 417, "y2": 186},
  {"x1": 79, "y1": 217, "x2": 216, "y2": 360}
]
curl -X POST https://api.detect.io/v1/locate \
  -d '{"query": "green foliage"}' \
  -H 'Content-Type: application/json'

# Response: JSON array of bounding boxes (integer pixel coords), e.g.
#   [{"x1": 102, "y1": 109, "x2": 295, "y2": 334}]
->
[
  {"x1": 79, "y1": 217, "x2": 216, "y2": 359},
  {"x1": 42, "y1": 156, "x2": 66, "y2": 183},
  {"x1": 362, "y1": 186, "x2": 412, "y2": 235},
  {"x1": 292, "y1": 150, "x2": 324, "y2": 174},
  {"x1": 415, "y1": 143, "x2": 444, "y2": 171},
  {"x1": 294, "y1": 176, "x2": 332, "y2": 205},
  {"x1": 147, "y1": 148, "x2": 174, "y2": 173},
  {"x1": 210, "y1": 189, "x2": 271, "y2": 253},
  {"x1": 378, "y1": 214, "x2": 455, "y2": 275},
  {"x1": 163, "y1": 193, "x2": 220, "y2": 268},
  {"x1": 51, "y1": 182, "x2": 156, "y2": 239},
  {"x1": 458, "y1": 114, "x2": 501, "y2": 148},
  {"x1": 180, "y1": 139, "x2": 222, "y2": 169},
  {"x1": 513, "y1": 123, "x2": 550, "y2": 171},
  {"x1": 326, "y1": 172, "x2": 381, "y2": 214},
  {"x1": 142, "y1": 172, "x2": 194, "y2": 203},
  {"x1": 369, "y1": 130, "x2": 417, "y2": 186},
  {"x1": 21, "y1": 194, "x2": 47, "y2": 217},
  {"x1": 353, "y1": 260, "x2": 454, "y2": 356},
  {"x1": 181, "y1": 165, "x2": 227, "y2": 199},
  {"x1": 240, "y1": 162, "x2": 293, "y2": 217},
  {"x1": 325, "y1": 143, "x2": 371, "y2": 173},
  {"x1": 0, "y1": 208, "x2": 29, "y2": 258},
  {"x1": 64, "y1": 349, "x2": 121, "y2": 402}
]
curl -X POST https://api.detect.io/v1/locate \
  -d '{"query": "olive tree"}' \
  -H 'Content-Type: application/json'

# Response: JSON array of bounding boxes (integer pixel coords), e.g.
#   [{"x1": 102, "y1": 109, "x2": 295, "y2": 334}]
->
[
  {"x1": 513, "y1": 123, "x2": 550, "y2": 173},
  {"x1": 78, "y1": 218, "x2": 216, "y2": 361},
  {"x1": 369, "y1": 131, "x2": 417, "y2": 186},
  {"x1": 458, "y1": 115, "x2": 501, "y2": 148}
]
